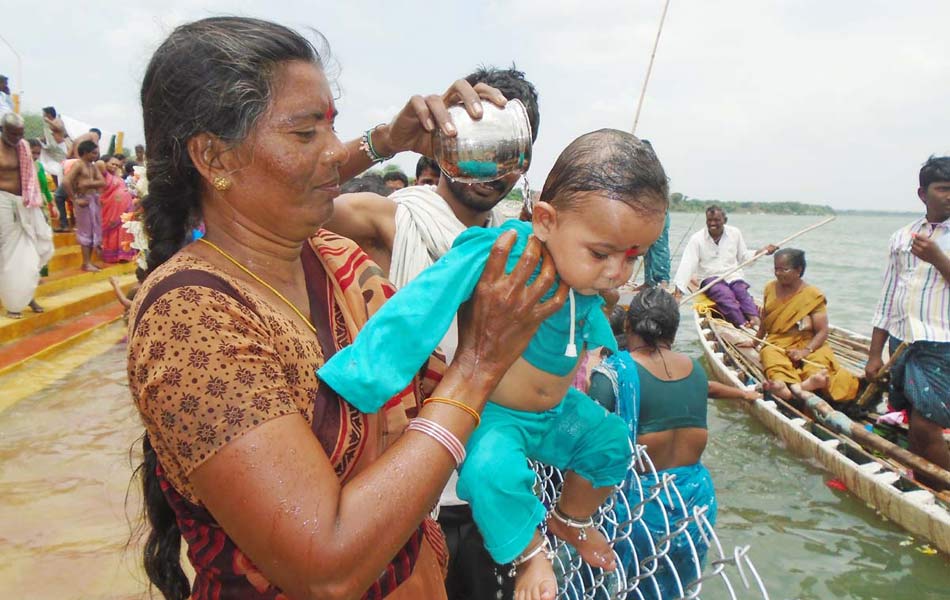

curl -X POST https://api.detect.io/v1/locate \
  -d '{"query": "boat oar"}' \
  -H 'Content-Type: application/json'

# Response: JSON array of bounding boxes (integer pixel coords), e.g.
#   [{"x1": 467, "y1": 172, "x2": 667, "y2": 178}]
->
[
  {"x1": 679, "y1": 216, "x2": 837, "y2": 306},
  {"x1": 802, "y1": 391, "x2": 950, "y2": 490},
  {"x1": 708, "y1": 314, "x2": 828, "y2": 369},
  {"x1": 855, "y1": 341, "x2": 909, "y2": 408}
]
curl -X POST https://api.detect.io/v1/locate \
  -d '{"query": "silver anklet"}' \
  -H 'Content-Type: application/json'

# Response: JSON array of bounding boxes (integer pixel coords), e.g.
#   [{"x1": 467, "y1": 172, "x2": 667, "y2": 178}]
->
[
  {"x1": 508, "y1": 537, "x2": 555, "y2": 578},
  {"x1": 551, "y1": 506, "x2": 595, "y2": 541}
]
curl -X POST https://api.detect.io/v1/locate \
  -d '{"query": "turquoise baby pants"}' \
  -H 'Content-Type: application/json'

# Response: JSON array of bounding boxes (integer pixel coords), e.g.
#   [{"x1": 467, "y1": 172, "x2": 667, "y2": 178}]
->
[{"x1": 456, "y1": 387, "x2": 631, "y2": 564}]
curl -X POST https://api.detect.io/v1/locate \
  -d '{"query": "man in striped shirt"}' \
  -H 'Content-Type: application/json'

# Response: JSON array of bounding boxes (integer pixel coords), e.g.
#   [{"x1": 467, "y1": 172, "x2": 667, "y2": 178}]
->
[{"x1": 868, "y1": 155, "x2": 950, "y2": 490}]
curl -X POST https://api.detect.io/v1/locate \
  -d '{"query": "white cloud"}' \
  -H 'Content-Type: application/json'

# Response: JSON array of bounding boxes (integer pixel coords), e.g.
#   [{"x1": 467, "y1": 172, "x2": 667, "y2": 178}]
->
[{"x1": 5, "y1": 0, "x2": 948, "y2": 209}]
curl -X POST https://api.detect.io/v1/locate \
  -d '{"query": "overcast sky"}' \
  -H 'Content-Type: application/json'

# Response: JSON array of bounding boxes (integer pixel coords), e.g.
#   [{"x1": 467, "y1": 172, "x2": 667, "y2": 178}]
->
[{"x1": 4, "y1": 0, "x2": 947, "y2": 211}]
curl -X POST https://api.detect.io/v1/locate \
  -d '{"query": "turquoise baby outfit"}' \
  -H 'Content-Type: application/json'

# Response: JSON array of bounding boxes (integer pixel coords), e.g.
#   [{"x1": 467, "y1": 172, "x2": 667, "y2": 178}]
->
[{"x1": 319, "y1": 219, "x2": 631, "y2": 563}]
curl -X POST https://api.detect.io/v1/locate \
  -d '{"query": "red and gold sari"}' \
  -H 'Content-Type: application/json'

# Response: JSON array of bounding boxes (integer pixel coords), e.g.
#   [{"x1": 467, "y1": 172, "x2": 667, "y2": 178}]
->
[
  {"x1": 100, "y1": 171, "x2": 137, "y2": 263},
  {"x1": 128, "y1": 230, "x2": 447, "y2": 599}
]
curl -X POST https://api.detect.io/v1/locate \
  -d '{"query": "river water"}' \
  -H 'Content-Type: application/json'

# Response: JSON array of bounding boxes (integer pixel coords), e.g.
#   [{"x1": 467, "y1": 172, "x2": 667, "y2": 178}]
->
[{"x1": 0, "y1": 213, "x2": 947, "y2": 599}]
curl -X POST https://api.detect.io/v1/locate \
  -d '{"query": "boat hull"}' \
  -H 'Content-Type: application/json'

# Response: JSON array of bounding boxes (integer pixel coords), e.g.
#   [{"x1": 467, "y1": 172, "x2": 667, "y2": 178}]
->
[{"x1": 692, "y1": 308, "x2": 950, "y2": 555}]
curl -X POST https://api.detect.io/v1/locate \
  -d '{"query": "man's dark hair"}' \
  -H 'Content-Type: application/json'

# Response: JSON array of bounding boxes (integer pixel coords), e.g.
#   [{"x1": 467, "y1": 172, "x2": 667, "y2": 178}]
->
[
  {"x1": 77, "y1": 140, "x2": 98, "y2": 156},
  {"x1": 28, "y1": 138, "x2": 42, "y2": 149},
  {"x1": 124, "y1": 160, "x2": 136, "y2": 177},
  {"x1": 89, "y1": 128, "x2": 102, "y2": 138},
  {"x1": 415, "y1": 156, "x2": 439, "y2": 179},
  {"x1": 43, "y1": 106, "x2": 57, "y2": 118},
  {"x1": 705, "y1": 204, "x2": 725, "y2": 218},
  {"x1": 115, "y1": 153, "x2": 126, "y2": 161},
  {"x1": 919, "y1": 155, "x2": 950, "y2": 190},
  {"x1": 341, "y1": 173, "x2": 390, "y2": 196},
  {"x1": 465, "y1": 65, "x2": 540, "y2": 142},
  {"x1": 135, "y1": 144, "x2": 145, "y2": 152},
  {"x1": 383, "y1": 170, "x2": 409, "y2": 187},
  {"x1": 774, "y1": 247, "x2": 806, "y2": 276},
  {"x1": 101, "y1": 154, "x2": 113, "y2": 163},
  {"x1": 625, "y1": 287, "x2": 680, "y2": 346},
  {"x1": 539, "y1": 129, "x2": 668, "y2": 217}
]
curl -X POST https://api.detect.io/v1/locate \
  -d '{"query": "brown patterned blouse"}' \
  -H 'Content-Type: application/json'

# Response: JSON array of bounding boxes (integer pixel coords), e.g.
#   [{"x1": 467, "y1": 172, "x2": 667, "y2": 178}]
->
[{"x1": 128, "y1": 231, "x2": 446, "y2": 599}]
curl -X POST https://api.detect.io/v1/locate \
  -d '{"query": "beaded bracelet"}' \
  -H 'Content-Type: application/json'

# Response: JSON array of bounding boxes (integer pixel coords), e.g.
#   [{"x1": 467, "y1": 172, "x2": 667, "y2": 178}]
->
[
  {"x1": 359, "y1": 124, "x2": 393, "y2": 163},
  {"x1": 407, "y1": 417, "x2": 466, "y2": 467},
  {"x1": 422, "y1": 396, "x2": 481, "y2": 427}
]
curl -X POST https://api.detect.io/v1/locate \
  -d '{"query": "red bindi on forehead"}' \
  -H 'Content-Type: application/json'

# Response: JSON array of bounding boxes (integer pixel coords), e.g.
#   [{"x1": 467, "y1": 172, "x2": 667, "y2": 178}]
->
[
  {"x1": 625, "y1": 247, "x2": 640, "y2": 258},
  {"x1": 326, "y1": 97, "x2": 338, "y2": 123}
]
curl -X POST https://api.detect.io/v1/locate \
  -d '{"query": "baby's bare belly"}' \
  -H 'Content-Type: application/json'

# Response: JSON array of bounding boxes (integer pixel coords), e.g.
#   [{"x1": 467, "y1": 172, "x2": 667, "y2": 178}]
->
[{"x1": 490, "y1": 357, "x2": 577, "y2": 412}]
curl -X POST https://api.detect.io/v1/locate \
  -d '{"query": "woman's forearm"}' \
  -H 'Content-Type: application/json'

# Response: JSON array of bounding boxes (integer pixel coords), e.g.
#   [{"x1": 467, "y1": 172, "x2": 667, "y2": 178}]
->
[{"x1": 326, "y1": 364, "x2": 498, "y2": 595}]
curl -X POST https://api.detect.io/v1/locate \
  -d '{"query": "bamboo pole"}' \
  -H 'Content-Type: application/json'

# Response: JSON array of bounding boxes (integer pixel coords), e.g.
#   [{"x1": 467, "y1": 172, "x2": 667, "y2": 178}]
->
[
  {"x1": 803, "y1": 393, "x2": 950, "y2": 490},
  {"x1": 707, "y1": 314, "x2": 828, "y2": 369},
  {"x1": 856, "y1": 342, "x2": 909, "y2": 407},
  {"x1": 631, "y1": 0, "x2": 672, "y2": 135},
  {"x1": 679, "y1": 216, "x2": 836, "y2": 305}
]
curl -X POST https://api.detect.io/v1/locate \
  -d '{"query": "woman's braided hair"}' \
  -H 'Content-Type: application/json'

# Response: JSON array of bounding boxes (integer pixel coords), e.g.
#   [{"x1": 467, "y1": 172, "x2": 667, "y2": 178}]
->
[{"x1": 135, "y1": 17, "x2": 321, "y2": 599}]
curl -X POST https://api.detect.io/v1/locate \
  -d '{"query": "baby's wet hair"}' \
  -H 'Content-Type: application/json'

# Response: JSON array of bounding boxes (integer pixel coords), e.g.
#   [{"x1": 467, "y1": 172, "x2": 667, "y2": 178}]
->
[{"x1": 538, "y1": 128, "x2": 669, "y2": 216}]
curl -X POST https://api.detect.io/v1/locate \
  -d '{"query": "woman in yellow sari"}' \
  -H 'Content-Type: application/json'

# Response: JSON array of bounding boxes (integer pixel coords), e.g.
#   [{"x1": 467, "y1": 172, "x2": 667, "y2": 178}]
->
[{"x1": 752, "y1": 248, "x2": 859, "y2": 402}]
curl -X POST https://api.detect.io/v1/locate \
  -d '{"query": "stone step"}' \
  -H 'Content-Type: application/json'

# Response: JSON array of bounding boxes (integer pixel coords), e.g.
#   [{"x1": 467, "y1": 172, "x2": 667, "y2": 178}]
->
[
  {"x1": 48, "y1": 245, "x2": 83, "y2": 272},
  {"x1": 0, "y1": 302, "x2": 126, "y2": 376},
  {"x1": 53, "y1": 231, "x2": 75, "y2": 249},
  {"x1": 38, "y1": 261, "x2": 137, "y2": 298},
  {"x1": 0, "y1": 273, "x2": 137, "y2": 345}
]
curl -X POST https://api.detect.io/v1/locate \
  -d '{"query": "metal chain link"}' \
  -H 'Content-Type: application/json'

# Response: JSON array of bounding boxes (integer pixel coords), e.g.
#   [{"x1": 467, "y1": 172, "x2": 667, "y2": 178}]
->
[{"x1": 531, "y1": 443, "x2": 770, "y2": 599}]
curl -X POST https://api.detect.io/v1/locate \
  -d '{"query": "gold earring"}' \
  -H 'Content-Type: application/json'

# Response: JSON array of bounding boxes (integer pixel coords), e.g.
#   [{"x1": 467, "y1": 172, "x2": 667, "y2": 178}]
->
[{"x1": 212, "y1": 176, "x2": 232, "y2": 191}]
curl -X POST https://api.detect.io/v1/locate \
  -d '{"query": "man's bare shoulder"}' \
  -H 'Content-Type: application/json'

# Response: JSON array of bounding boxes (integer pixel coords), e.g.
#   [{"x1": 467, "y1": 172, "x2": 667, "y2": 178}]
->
[
  {"x1": 327, "y1": 191, "x2": 397, "y2": 247},
  {"x1": 338, "y1": 191, "x2": 397, "y2": 213}
]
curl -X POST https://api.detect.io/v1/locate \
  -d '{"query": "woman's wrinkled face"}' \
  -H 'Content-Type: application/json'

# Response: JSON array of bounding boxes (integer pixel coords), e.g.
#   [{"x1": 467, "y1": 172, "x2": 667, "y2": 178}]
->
[
  {"x1": 225, "y1": 60, "x2": 348, "y2": 241},
  {"x1": 536, "y1": 192, "x2": 666, "y2": 295},
  {"x1": 773, "y1": 254, "x2": 802, "y2": 285}
]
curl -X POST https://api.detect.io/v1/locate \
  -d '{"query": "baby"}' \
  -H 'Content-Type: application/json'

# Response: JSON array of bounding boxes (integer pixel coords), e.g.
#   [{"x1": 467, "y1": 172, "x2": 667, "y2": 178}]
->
[{"x1": 319, "y1": 128, "x2": 669, "y2": 599}]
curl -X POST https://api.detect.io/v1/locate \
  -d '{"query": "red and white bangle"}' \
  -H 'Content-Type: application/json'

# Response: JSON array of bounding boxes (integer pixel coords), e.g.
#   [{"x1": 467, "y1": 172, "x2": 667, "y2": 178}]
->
[{"x1": 407, "y1": 417, "x2": 466, "y2": 467}]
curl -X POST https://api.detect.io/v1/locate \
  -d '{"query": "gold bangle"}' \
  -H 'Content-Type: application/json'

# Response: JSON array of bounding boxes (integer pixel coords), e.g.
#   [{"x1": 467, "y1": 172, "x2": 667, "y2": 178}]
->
[{"x1": 422, "y1": 397, "x2": 481, "y2": 427}]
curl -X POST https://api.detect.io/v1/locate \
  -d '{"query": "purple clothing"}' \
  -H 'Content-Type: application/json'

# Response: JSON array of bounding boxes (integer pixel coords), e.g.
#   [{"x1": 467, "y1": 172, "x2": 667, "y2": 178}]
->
[
  {"x1": 74, "y1": 192, "x2": 101, "y2": 247},
  {"x1": 702, "y1": 277, "x2": 758, "y2": 327}
]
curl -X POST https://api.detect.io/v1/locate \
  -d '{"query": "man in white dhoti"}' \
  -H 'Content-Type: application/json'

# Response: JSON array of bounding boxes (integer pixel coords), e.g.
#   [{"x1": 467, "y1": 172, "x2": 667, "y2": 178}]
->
[
  {"x1": 0, "y1": 113, "x2": 55, "y2": 318},
  {"x1": 325, "y1": 66, "x2": 540, "y2": 600}
]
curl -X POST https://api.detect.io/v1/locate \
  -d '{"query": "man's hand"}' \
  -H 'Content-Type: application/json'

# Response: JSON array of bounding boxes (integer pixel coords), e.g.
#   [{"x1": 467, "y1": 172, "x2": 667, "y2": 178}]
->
[
  {"x1": 911, "y1": 232, "x2": 949, "y2": 268},
  {"x1": 49, "y1": 204, "x2": 60, "y2": 221},
  {"x1": 760, "y1": 244, "x2": 779, "y2": 255},
  {"x1": 864, "y1": 355, "x2": 884, "y2": 382},
  {"x1": 374, "y1": 80, "x2": 508, "y2": 159}
]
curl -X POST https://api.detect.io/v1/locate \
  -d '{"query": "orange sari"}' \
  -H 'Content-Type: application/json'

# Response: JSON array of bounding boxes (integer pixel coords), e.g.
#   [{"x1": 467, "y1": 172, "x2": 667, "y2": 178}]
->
[{"x1": 760, "y1": 281, "x2": 859, "y2": 402}]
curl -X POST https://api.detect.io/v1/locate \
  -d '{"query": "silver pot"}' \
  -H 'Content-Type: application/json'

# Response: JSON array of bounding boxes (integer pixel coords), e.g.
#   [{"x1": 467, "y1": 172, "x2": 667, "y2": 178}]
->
[{"x1": 433, "y1": 99, "x2": 532, "y2": 183}]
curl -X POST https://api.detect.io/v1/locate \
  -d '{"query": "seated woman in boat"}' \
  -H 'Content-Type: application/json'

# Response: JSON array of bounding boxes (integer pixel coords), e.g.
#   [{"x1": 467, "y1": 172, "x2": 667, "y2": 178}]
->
[
  {"x1": 750, "y1": 248, "x2": 860, "y2": 402},
  {"x1": 587, "y1": 288, "x2": 759, "y2": 598}
]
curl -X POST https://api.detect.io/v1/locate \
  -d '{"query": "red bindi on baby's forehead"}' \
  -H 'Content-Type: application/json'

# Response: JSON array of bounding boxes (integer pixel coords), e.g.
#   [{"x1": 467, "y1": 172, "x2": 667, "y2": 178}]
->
[{"x1": 625, "y1": 247, "x2": 641, "y2": 258}]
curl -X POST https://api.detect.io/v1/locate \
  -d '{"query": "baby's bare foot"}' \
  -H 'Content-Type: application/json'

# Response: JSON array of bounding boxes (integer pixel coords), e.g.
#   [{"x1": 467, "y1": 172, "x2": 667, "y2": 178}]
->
[
  {"x1": 513, "y1": 549, "x2": 557, "y2": 600},
  {"x1": 548, "y1": 512, "x2": 616, "y2": 571}
]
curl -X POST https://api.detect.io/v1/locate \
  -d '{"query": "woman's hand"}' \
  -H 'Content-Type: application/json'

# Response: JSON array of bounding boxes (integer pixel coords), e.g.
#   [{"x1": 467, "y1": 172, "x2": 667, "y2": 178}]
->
[
  {"x1": 786, "y1": 348, "x2": 807, "y2": 363},
  {"x1": 375, "y1": 80, "x2": 508, "y2": 158},
  {"x1": 453, "y1": 231, "x2": 568, "y2": 391}
]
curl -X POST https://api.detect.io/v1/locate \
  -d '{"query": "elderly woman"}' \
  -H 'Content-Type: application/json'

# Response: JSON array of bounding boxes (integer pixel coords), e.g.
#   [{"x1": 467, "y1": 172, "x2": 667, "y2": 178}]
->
[
  {"x1": 129, "y1": 17, "x2": 565, "y2": 600},
  {"x1": 751, "y1": 248, "x2": 859, "y2": 402}
]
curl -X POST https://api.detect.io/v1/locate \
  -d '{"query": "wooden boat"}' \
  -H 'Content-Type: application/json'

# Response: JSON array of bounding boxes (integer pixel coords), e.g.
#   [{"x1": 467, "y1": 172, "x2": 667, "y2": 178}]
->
[{"x1": 692, "y1": 305, "x2": 950, "y2": 555}]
